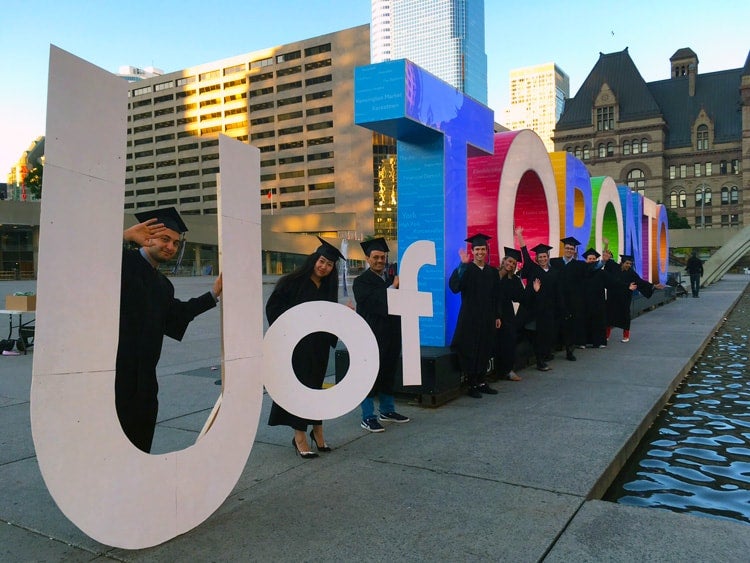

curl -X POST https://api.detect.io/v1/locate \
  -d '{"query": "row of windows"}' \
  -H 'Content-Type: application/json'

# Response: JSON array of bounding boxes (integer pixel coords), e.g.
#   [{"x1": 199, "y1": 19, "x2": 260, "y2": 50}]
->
[
  {"x1": 668, "y1": 186, "x2": 740, "y2": 208},
  {"x1": 259, "y1": 151, "x2": 333, "y2": 168},
  {"x1": 567, "y1": 140, "x2": 649, "y2": 160},
  {"x1": 669, "y1": 160, "x2": 740, "y2": 179},
  {"x1": 129, "y1": 45, "x2": 332, "y2": 97},
  {"x1": 689, "y1": 214, "x2": 741, "y2": 228},
  {"x1": 249, "y1": 74, "x2": 332, "y2": 97}
]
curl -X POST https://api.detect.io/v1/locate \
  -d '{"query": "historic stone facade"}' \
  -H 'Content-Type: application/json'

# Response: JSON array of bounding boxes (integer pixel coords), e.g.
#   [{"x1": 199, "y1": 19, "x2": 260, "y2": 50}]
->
[{"x1": 554, "y1": 48, "x2": 750, "y2": 231}]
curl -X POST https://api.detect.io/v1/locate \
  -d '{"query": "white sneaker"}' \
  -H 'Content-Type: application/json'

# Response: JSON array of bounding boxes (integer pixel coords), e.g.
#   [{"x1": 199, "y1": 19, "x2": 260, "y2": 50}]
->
[{"x1": 621, "y1": 337, "x2": 630, "y2": 343}]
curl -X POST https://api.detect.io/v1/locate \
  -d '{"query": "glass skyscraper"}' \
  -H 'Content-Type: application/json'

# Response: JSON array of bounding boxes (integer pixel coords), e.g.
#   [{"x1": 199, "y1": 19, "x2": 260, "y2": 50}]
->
[{"x1": 371, "y1": 0, "x2": 487, "y2": 104}]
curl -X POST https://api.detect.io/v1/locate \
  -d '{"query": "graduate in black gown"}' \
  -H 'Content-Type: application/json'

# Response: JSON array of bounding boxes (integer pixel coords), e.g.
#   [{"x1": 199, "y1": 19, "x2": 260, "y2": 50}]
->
[
  {"x1": 353, "y1": 237, "x2": 410, "y2": 433},
  {"x1": 117, "y1": 207, "x2": 221, "y2": 453},
  {"x1": 515, "y1": 227, "x2": 558, "y2": 371},
  {"x1": 580, "y1": 248, "x2": 610, "y2": 348},
  {"x1": 604, "y1": 253, "x2": 665, "y2": 343},
  {"x1": 549, "y1": 236, "x2": 587, "y2": 361},
  {"x1": 496, "y1": 247, "x2": 540, "y2": 382},
  {"x1": 266, "y1": 237, "x2": 343, "y2": 458},
  {"x1": 449, "y1": 234, "x2": 501, "y2": 398}
]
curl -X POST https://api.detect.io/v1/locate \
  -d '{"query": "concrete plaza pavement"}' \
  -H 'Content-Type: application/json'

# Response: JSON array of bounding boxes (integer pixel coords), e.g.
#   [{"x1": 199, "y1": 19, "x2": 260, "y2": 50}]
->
[{"x1": 2, "y1": 274, "x2": 750, "y2": 561}]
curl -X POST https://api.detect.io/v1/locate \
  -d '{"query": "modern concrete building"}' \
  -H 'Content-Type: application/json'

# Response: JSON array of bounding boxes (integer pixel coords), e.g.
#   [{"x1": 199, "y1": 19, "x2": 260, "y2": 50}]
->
[
  {"x1": 504, "y1": 62, "x2": 569, "y2": 152},
  {"x1": 554, "y1": 48, "x2": 750, "y2": 237},
  {"x1": 372, "y1": 0, "x2": 487, "y2": 104},
  {"x1": 124, "y1": 25, "x2": 373, "y2": 252}
]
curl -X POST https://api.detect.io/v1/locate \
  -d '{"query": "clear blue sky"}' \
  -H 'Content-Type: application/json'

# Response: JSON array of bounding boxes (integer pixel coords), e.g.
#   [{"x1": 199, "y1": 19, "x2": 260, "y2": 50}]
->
[{"x1": 2, "y1": 0, "x2": 748, "y2": 175}]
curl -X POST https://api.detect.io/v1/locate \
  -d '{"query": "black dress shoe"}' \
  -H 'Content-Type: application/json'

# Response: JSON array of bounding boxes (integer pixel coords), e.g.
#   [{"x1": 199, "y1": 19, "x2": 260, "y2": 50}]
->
[
  {"x1": 310, "y1": 430, "x2": 331, "y2": 452},
  {"x1": 468, "y1": 387, "x2": 483, "y2": 398},
  {"x1": 478, "y1": 383, "x2": 498, "y2": 394},
  {"x1": 536, "y1": 363, "x2": 551, "y2": 371},
  {"x1": 566, "y1": 353, "x2": 577, "y2": 361},
  {"x1": 292, "y1": 438, "x2": 318, "y2": 458}
]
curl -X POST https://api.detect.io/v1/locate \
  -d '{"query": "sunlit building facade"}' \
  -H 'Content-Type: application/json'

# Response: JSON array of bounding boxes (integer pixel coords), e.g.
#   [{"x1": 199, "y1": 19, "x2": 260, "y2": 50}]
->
[
  {"x1": 504, "y1": 62, "x2": 569, "y2": 152},
  {"x1": 124, "y1": 25, "x2": 374, "y2": 240}
]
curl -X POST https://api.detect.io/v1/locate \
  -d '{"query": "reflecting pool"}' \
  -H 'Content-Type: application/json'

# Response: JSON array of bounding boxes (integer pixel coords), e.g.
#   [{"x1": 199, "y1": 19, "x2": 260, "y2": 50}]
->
[{"x1": 605, "y1": 287, "x2": 750, "y2": 524}]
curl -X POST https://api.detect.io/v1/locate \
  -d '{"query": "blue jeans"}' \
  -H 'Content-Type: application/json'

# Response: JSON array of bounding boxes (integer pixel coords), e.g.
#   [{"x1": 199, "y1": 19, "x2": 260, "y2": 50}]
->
[
  {"x1": 690, "y1": 273, "x2": 701, "y2": 297},
  {"x1": 361, "y1": 393, "x2": 396, "y2": 420}
]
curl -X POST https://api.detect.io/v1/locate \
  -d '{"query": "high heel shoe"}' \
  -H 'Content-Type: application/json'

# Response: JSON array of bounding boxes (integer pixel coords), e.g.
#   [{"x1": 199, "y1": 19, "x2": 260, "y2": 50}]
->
[
  {"x1": 310, "y1": 429, "x2": 331, "y2": 452},
  {"x1": 292, "y1": 438, "x2": 318, "y2": 459}
]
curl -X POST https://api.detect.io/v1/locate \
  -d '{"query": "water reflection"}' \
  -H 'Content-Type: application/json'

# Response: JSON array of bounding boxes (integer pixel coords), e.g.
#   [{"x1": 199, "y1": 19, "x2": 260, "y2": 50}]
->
[{"x1": 606, "y1": 289, "x2": 750, "y2": 524}]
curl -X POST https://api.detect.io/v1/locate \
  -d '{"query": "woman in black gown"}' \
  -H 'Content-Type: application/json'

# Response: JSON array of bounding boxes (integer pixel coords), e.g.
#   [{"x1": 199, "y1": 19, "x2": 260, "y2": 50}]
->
[{"x1": 266, "y1": 237, "x2": 343, "y2": 458}]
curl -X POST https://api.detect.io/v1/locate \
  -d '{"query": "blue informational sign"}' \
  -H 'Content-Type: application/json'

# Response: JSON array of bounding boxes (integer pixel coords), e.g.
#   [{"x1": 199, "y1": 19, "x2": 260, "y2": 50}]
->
[{"x1": 355, "y1": 60, "x2": 494, "y2": 346}]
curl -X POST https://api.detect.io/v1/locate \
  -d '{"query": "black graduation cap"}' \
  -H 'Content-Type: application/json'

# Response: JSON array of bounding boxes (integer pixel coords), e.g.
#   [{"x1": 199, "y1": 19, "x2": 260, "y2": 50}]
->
[
  {"x1": 464, "y1": 233, "x2": 492, "y2": 248},
  {"x1": 530, "y1": 243, "x2": 553, "y2": 255},
  {"x1": 582, "y1": 248, "x2": 601, "y2": 258},
  {"x1": 135, "y1": 206, "x2": 188, "y2": 234},
  {"x1": 560, "y1": 236, "x2": 582, "y2": 247},
  {"x1": 503, "y1": 247, "x2": 522, "y2": 261},
  {"x1": 315, "y1": 236, "x2": 345, "y2": 262},
  {"x1": 619, "y1": 254, "x2": 635, "y2": 263},
  {"x1": 360, "y1": 237, "x2": 390, "y2": 256}
]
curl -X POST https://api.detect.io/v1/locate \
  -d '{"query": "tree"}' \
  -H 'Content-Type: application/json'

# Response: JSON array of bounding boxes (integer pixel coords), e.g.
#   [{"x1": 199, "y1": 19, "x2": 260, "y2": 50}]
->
[
  {"x1": 25, "y1": 166, "x2": 43, "y2": 199},
  {"x1": 666, "y1": 208, "x2": 690, "y2": 229}
]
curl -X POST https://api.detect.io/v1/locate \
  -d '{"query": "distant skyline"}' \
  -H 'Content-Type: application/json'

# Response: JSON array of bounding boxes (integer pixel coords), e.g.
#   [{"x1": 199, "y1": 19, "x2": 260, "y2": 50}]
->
[{"x1": 2, "y1": 0, "x2": 748, "y2": 175}]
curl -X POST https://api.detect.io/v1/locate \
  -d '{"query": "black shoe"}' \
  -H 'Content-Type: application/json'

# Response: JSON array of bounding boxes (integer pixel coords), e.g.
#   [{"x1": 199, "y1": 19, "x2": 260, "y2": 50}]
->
[
  {"x1": 536, "y1": 363, "x2": 551, "y2": 371},
  {"x1": 292, "y1": 438, "x2": 318, "y2": 458},
  {"x1": 310, "y1": 430, "x2": 331, "y2": 452},
  {"x1": 566, "y1": 352, "x2": 577, "y2": 361},
  {"x1": 477, "y1": 383, "x2": 498, "y2": 394},
  {"x1": 468, "y1": 387, "x2": 483, "y2": 398}
]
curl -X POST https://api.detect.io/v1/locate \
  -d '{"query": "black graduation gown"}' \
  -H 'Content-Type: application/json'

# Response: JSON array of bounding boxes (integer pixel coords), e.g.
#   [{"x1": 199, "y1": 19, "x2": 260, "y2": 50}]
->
[
  {"x1": 116, "y1": 249, "x2": 217, "y2": 453},
  {"x1": 520, "y1": 246, "x2": 559, "y2": 360},
  {"x1": 266, "y1": 276, "x2": 337, "y2": 431},
  {"x1": 353, "y1": 268, "x2": 401, "y2": 396},
  {"x1": 549, "y1": 256, "x2": 587, "y2": 347},
  {"x1": 449, "y1": 262, "x2": 500, "y2": 379},
  {"x1": 605, "y1": 264, "x2": 655, "y2": 330},
  {"x1": 582, "y1": 267, "x2": 609, "y2": 347},
  {"x1": 495, "y1": 274, "x2": 527, "y2": 377}
]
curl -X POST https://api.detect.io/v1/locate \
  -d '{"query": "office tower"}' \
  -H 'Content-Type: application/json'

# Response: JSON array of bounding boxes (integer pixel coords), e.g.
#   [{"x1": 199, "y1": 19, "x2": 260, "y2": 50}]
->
[
  {"x1": 124, "y1": 25, "x2": 373, "y2": 241},
  {"x1": 371, "y1": 0, "x2": 487, "y2": 104},
  {"x1": 504, "y1": 62, "x2": 569, "y2": 152}
]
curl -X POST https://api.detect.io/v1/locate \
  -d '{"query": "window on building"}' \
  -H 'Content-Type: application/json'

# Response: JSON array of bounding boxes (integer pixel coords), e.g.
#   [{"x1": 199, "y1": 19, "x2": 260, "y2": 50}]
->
[
  {"x1": 582, "y1": 145, "x2": 590, "y2": 160},
  {"x1": 598, "y1": 143, "x2": 606, "y2": 158},
  {"x1": 694, "y1": 163, "x2": 701, "y2": 177},
  {"x1": 632, "y1": 139, "x2": 640, "y2": 155},
  {"x1": 669, "y1": 165, "x2": 676, "y2": 179},
  {"x1": 627, "y1": 169, "x2": 645, "y2": 194},
  {"x1": 596, "y1": 106, "x2": 614, "y2": 131},
  {"x1": 706, "y1": 162, "x2": 712, "y2": 176},
  {"x1": 669, "y1": 191, "x2": 678, "y2": 208},
  {"x1": 680, "y1": 164, "x2": 687, "y2": 178},
  {"x1": 574, "y1": 146, "x2": 582, "y2": 159},
  {"x1": 720, "y1": 160, "x2": 727, "y2": 174},
  {"x1": 622, "y1": 141, "x2": 631, "y2": 155},
  {"x1": 730, "y1": 213, "x2": 739, "y2": 226},
  {"x1": 606, "y1": 143, "x2": 614, "y2": 157},
  {"x1": 641, "y1": 139, "x2": 648, "y2": 153},
  {"x1": 697, "y1": 125, "x2": 708, "y2": 150},
  {"x1": 721, "y1": 187, "x2": 729, "y2": 204},
  {"x1": 704, "y1": 188, "x2": 712, "y2": 206},
  {"x1": 731, "y1": 159, "x2": 740, "y2": 174},
  {"x1": 679, "y1": 190, "x2": 686, "y2": 208},
  {"x1": 730, "y1": 186, "x2": 739, "y2": 204}
]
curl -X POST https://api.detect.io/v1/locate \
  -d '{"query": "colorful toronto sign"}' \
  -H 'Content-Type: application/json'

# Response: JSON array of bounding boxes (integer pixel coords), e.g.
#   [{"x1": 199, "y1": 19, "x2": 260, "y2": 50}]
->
[
  {"x1": 355, "y1": 59, "x2": 669, "y2": 347},
  {"x1": 32, "y1": 50, "x2": 668, "y2": 549}
]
